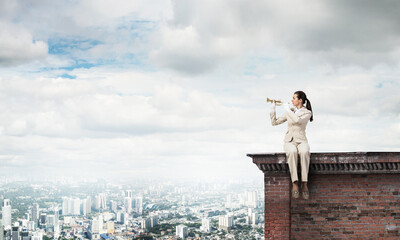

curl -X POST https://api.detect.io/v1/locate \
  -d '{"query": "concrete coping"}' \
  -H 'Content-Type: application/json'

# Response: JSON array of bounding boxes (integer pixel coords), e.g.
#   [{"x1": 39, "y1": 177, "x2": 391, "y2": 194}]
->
[{"x1": 248, "y1": 152, "x2": 400, "y2": 174}]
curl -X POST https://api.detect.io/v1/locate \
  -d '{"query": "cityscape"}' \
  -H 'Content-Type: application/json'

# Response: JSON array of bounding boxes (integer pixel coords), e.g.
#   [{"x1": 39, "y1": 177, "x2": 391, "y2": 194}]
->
[{"x1": 0, "y1": 177, "x2": 264, "y2": 240}]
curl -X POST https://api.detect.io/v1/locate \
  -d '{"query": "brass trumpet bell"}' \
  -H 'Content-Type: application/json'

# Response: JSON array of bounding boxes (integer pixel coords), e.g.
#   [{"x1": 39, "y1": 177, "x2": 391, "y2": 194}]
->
[{"x1": 266, "y1": 97, "x2": 283, "y2": 106}]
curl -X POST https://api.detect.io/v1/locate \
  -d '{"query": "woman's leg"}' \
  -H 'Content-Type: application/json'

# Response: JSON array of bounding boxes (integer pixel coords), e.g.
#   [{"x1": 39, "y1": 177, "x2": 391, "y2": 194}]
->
[
  {"x1": 298, "y1": 142, "x2": 310, "y2": 199},
  {"x1": 298, "y1": 142, "x2": 310, "y2": 182},
  {"x1": 284, "y1": 142, "x2": 299, "y2": 183},
  {"x1": 284, "y1": 142, "x2": 300, "y2": 198}
]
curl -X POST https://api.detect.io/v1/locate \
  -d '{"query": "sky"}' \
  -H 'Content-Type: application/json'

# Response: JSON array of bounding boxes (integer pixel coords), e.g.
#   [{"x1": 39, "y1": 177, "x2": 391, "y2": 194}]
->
[{"x1": 0, "y1": 0, "x2": 399, "y2": 181}]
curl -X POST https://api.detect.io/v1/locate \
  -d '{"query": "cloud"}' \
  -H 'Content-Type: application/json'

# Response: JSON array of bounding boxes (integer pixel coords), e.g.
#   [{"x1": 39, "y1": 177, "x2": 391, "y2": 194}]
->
[
  {"x1": 0, "y1": 0, "x2": 171, "y2": 69},
  {"x1": 0, "y1": 21, "x2": 48, "y2": 66},
  {"x1": 0, "y1": 70, "x2": 257, "y2": 138},
  {"x1": 149, "y1": 0, "x2": 400, "y2": 75},
  {"x1": 0, "y1": 67, "x2": 267, "y2": 179},
  {"x1": 1, "y1": 0, "x2": 400, "y2": 181}
]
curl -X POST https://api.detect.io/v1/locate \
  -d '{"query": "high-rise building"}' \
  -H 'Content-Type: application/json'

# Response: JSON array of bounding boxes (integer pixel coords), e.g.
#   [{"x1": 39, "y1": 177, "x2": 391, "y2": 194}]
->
[
  {"x1": 54, "y1": 206, "x2": 60, "y2": 237},
  {"x1": 247, "y1": 208, "x2": 258, "y2": 225},
  {"x1": 121, "y1": 212, "x2": 129, "y2": 225},
  {"x1": 110, "y1": 200, "x2": 118, "y2": 213},
  {"x1": 140, "y1": 218, "x2": 151, "y2": 230},
  {"x1": 81, "y1": 199, "x2": 88, "y2": 216},
  {"x1": 20, "y1": 220, "x2": 28, "y2": 228},
  {"x1": 62, "y1": 197, "x2": 69, "y2": 215},
  {"x1": 27, "y1": 221, "x2": 35, "y2": 231},
  {"x1": 11, "y1": 226, "x2": 19, "y2": 240},
  {"x1": 62, "y1": 198, "x2": 82, "y2": 215},
  {"x1": 124, "y1": 197, "x2": 132, "y2": 213},
  {"x1": 251, "y1": 212, "x2": 258, "y2": 225},
  {"x1": 31, "y1": 203, "x2": 39, "y2": 228},
  {"x1": 21, "y1": 231, "x2": 29, "y2": 240},
  {"x1": 176, "y1": 225, "x2": 188, "y2": 238},
  {"x1": 150, "y1": 215, "x2": 158, "y2": 228},
  {"x1": 54, "y1": 206, "x2": 59, "y2": 226},
  {"x1": 106, "y1": 222, "x2": 114, "y2": 234},
  {"x1": 86, "y1": 197, "x2": 92, "y2": 214},
  {"x1": 46, "y1": 215, "x2": 55, "y2": 229},
  {"x1": 246, "y1": 191, "x2": 257, "y2": 208},
  {"x1": 98, "y1": 215, "x2": 104, "y2": 234},
  {"x1": 73, "y1": 198, "x2": 81, "y2": 215},
  {"x1": 94, "y1": 194, "x2": 107, "y2": 210},
  {"x1": 134, "y1": 197, "x2": 143, "y2": 215},
  {"x1": 125, "y1": 190, "x2": 133, "y2": 198},
  {"x1": 2, "y1": 200, "x2": 11, "y2": 230},
  {"x1": 0, "y1": 220, "x2": 4, "y2": 240},
  {"x1": 218, "y1": 215, "x2": 233, "y2": 230},
  {"x1": 31, "y1": 231, "x2": 43, "y2": 240},
  {"x1": 39, "y1": 213, "x2": 47, "y2": 227},
  {"x1": 200, "y1": 218, "x2": 211, "y2": 233},
  {"x1": 116, "y1": 212, "x2": 122, "y2": 223},
  {"x1": 90, "y1": 219, "x2": 99, "y2": 234}
]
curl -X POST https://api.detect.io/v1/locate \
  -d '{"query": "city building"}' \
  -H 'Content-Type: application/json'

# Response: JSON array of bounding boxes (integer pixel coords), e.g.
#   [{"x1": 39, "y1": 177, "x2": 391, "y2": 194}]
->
[
  {"x1": 0, "y1": 220, "x2": 4, "y2": 240},
  {"x1": 123, "y1": 197, "x2": 132, "y2": 213},
  {"x1": 176, "y1": 225, "x2": 188, "y2": 239},
  {"x1": 125, "y1": 190, "x2": 133, "y2": 198},
  {"x1": 150, "y1": 215, "x2": 158, "y2": 228},
  {"x1": 121, "y1": 212, "x2": 129, "y2": 225},
  {"x1": 246, "y1": 191, "x2": 257, "y2": 208},
  {"x1": 31, "y1": 203, "x2": 39, "y2": 228},
  {"x1": 11, "y1": 226, "x2": 19, "y2": 240},
  {"x1": 2, "y1": 200, "x2": 11, "y2": 230},
  {"x1": 218, "y1": 215, "x2": 233, "y2": 230},
  {"x1": 46, "y1": 215, "x2": 55, "y2": 232},
  {"x1": 21, "y1": 231, "x2": 29, "y2": 240},
  {"x1": 200, "y1": 218, "x2": 211, "y2": 233},
  {"x1": 134, "y1": 197, "x2": 143, "y2": 215},
  {"x1": 140, "y1": 218, "x2": 151, "y2": 230},
  {"x1": 106, "y1": 222, "x2": 114, "y2": 234},
  {"x1": 62, "y1": 197, "x2": 81, "y2": 215},
  {"x1": 86, "y1": 196, "x2": 92, "y2": 214},
  {"x1": 87, "y1": 216, "x2": 104, "y2": 240},
  {"x1": 110, "y1": 200, "x2": 118, "y2": 213},
  {"x1": 54, "y1": 206, "x2": 59, "y2": 226},
  {"x1": 94, "y1": 194, "x2": 107, "y2": 210},
  {"x1": 31, "y1": 231, "x2": 43, "y2": 240}
]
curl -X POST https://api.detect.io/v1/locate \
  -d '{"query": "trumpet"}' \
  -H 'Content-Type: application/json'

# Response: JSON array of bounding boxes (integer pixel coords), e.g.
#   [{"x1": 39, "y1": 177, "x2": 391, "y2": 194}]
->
[{"x1": 266, "y1": 97, "x2": 283, "y2": 106}]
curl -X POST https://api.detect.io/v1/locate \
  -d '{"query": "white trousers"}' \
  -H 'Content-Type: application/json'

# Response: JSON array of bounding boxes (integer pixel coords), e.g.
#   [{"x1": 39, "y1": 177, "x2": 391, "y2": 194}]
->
[{"x1": 284, "y1": 141, "x2": 310, "y2": 183}]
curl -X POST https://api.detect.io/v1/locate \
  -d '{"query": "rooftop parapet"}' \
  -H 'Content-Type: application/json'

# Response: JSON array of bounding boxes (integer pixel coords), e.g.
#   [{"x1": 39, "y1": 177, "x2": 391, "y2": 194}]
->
[{"x1": 248, "y1": 152, "x2": 400, "y2": 174}]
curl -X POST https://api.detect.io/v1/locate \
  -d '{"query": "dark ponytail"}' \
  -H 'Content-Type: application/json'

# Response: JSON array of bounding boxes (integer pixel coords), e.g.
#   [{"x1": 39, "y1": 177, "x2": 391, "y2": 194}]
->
[{"x1": 294, "y1": 91, "x2": 313, "y2": 122}]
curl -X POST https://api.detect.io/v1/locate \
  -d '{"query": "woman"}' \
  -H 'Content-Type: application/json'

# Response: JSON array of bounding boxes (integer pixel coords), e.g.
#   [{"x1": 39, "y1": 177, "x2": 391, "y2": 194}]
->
[{"x1": 270, "y1": 91, "x2": 313, "y2": 199}]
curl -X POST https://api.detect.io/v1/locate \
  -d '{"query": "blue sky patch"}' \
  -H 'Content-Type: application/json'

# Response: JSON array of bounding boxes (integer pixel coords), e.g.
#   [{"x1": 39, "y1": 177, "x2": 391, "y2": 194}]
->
[
  {"x1": 60, "y1": 73, "x2": 76, "y2": 79},
  {"x1": 48, "y1": 37, "x2": 103, "y2": 55}
]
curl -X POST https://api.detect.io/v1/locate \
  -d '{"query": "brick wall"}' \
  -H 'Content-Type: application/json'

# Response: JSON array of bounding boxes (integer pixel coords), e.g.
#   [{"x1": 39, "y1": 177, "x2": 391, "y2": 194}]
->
[
  {"x1": 248, "y1": 152, "x2": 400, "y2": 240},
  {"x1": 264, "y1": 174, "x2": 291, "y2": 239},
  {"x1": 291, "y1": 174, "x2": 400, "y2": 239}
]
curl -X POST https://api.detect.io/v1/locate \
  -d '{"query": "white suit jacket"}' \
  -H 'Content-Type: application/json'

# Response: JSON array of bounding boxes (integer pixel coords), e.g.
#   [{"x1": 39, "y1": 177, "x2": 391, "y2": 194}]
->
[{"x1": 270, "y1": 107, "x2": 312, "y2": 143}]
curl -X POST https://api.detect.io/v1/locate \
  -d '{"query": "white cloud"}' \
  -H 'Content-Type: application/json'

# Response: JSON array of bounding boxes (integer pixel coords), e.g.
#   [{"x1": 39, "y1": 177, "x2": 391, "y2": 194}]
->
[
  {"x1": 150, "y1": 25, "x2": 242, "y2": 74},
  {"x1": 0, "y1": 21, "x2": 48, "y2": 66},
  {"x1": 149, "y1": 0, "x2": 400, "y2": 74},
  {"x1": 1, "y1": 0, "x2": 400, "y2": 181}
]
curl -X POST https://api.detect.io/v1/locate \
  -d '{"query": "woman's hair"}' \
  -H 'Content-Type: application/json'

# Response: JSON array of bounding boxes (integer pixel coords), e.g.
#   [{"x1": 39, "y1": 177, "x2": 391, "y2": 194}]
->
[{"x1": 294, "y1": 91, "x2": 313, "y2": 122}]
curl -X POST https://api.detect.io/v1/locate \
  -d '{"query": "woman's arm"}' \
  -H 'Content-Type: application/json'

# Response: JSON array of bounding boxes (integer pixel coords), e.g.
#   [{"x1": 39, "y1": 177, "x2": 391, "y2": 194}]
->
[
  {"x1": 286, "y1": 110, "x2": 311, "y2": 124},
  {"x1": 270, "y1": 111, "x2": 287, "y2": 126}
]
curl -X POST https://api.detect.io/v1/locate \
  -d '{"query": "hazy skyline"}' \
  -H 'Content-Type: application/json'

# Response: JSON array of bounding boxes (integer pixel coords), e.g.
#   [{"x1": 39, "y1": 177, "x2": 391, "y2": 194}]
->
[{"x1": 1, "y1": 0, "x2": 399, "y2": 180}]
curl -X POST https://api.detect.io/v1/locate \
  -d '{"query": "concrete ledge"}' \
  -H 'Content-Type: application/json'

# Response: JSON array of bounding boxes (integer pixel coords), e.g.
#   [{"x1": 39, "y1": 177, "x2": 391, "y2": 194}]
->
[{"x1": 248, "y1": 152, "x2": 400, "y2": 174}]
